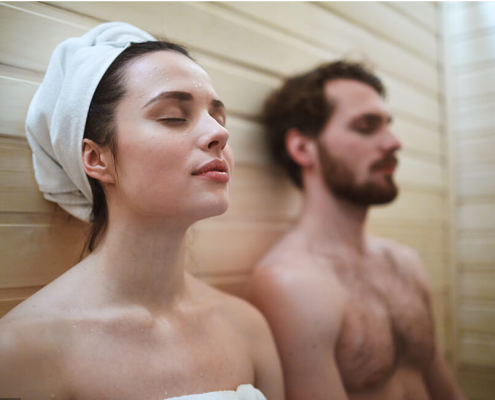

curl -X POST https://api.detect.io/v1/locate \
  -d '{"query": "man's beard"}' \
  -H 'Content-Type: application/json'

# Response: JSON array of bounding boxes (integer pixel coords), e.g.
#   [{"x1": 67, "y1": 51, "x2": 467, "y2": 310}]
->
[{"x1": 317, "y1": 143, "x2": 399, "y2": 206}]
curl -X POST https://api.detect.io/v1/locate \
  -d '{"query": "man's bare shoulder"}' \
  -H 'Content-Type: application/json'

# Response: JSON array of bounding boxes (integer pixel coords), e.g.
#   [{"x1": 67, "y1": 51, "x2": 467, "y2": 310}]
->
[
  {"x1": 254, "y1": 229, "x2": 344, "y2": 291},
  {"x1": 186, "y1": 273, "x2": 273, "y2": 342},
  {"x1": 370, "y1": 235, "x2": 430, "y2": 289},
  {"x1": 248, "y1": 233, "x2": 346, "y2": 341}
]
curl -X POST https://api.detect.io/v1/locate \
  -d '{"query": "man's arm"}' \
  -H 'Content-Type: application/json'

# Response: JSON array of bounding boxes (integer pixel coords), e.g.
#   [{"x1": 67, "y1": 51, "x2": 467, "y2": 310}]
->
[
  {"x1": 248, "y1": 265, "x2": 350, "y2": 400},
  {"x1": 423, "y1": 347, "x2": 467, "y2": 400},
  {"x1": 392, "y1": 244, "x2": 467, "y2": 400}
]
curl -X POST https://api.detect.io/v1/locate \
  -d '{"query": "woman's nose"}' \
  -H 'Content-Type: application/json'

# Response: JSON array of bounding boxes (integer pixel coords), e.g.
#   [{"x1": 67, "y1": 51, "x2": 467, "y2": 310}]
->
[{"x1": 202, "y1": 117, "x2": 229, "y2": 152}]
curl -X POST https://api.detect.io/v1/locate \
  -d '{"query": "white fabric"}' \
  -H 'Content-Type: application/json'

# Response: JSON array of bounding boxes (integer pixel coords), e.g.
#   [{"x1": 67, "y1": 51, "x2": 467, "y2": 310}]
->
[
  {"x1": 25, "y1": 22, "x2": 155, "y2": 221},
  {"x1": 166, "y1": 384, "x2": 267, "y2": 400}
]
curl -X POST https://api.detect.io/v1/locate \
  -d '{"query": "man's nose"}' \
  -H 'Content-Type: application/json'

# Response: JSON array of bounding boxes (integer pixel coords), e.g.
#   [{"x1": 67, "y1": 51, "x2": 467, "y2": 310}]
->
[{"x1": 381, "y1": 129, "x2": 402, "y2": 154}]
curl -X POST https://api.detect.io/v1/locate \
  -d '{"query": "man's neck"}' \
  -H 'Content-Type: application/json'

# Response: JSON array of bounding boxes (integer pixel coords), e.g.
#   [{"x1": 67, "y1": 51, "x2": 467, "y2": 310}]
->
[{"x1": 297, "y1": 179, "x2": 369, "y2": 255}]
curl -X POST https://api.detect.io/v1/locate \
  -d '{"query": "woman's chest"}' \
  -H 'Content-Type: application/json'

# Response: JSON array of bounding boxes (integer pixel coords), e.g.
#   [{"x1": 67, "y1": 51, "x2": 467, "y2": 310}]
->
[{"x1": 63, "y1": 317, "x2": 255, "y2": 399}]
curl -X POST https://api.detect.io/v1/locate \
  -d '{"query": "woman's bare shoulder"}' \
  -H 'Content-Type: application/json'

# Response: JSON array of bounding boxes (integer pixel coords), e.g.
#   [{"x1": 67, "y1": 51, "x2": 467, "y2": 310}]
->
[{"x1": 0, "y1": 293, "x2": 72, "y2": 397}]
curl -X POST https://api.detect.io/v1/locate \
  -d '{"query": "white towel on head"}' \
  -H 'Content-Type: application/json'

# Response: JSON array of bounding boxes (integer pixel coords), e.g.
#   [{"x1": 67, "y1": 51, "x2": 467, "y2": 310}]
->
[
  {"x1": 25, "y1": 22, "x2": 155, "y2": 221},
  {"x1": 166, "y1": 384, "x2": 267, "y2": 400}
]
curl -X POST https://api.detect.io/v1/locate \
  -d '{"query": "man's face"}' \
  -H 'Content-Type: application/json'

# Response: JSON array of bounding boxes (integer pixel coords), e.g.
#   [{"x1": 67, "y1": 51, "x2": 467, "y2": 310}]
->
[{"x1": 315, "y1": 79, "x2": 402, "y2": 206}]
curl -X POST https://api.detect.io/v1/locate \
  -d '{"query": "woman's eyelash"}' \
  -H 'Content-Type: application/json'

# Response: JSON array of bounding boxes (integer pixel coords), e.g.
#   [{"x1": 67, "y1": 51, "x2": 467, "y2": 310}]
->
[{"x1": 158, "y1": 118, "x2": 187, "y2": 124}]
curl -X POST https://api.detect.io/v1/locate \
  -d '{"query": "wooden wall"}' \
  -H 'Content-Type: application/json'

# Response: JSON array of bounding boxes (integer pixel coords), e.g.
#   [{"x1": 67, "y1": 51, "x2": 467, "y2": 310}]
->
[
  {"x1": 0, "y1": 0, "x2": 453, "y2": 367},
  {"x1": 444, "y1": 2, "x2": 495, "y2": 399}
]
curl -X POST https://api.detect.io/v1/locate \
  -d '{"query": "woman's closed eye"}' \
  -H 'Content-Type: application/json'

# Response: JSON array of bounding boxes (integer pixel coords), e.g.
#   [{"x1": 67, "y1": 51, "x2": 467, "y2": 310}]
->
[
  {"x1": 158, "y1": 117, "x2": 187, "y2": 126},
  {"x1": 214, "y1": 115, "x2": 226, "y2": 127}
]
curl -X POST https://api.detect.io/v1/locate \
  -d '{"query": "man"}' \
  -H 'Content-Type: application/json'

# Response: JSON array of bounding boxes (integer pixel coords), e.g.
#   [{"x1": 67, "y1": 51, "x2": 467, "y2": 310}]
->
[{"x1": 249, "y1": 61, "x2": 466, "y2": 400}]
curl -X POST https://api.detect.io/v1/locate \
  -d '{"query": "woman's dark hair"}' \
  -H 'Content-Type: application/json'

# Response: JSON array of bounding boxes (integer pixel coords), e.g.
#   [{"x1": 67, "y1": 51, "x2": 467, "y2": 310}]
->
[
  {"x1": 83, "y1": 40, "x2": 192, "y2": 253},
  {"x1": 262, "y1": 60, "x2": 385, "y2": 188}
]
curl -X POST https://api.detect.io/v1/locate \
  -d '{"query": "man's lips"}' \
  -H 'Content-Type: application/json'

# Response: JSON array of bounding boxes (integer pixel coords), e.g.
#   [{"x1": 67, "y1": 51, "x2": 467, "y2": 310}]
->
[
  {"x1": 371, "y1": 157, "x2": 398, "y2": 174},
  {"x1": 192, "y1": 159, "x2": 229, "y2": 183}
]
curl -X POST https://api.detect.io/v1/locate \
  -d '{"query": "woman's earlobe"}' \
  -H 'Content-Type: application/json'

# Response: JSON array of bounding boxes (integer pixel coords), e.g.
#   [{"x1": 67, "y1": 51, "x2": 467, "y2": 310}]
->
[
  {"x1": 82, "y1": 139, "x2": 115, "y2": 184},
  {"x1": 285, "y1": 128, "x2": 317, "y2": 168}
]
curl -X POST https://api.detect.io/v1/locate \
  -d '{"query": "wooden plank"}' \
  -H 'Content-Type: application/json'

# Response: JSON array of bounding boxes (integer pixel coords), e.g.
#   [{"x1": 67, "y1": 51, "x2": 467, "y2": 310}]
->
[
  {"x1": 369, "y1": 190, "x2": 447, "y2": 227},
  {"x1": 225, "y1": 164, "x2": 302, "y2": 222},
  {"x1": 460, "y1": 337, "x2": 495, "y2": 368},
  {"x1": 394, "y1": 118, "x2": 443, "y2": 159},
  {"x1": 458, "y1": 237, "x2": 495, "y2": 265},
  {"x1": 458, "y1": 204, "x2": 495, "y2": 231},
  {"x1": 460, "y1": 274, "x2": 495, "y2": 302},
  {"x1": 220, "y1": 1, "x2": 440, "y2": 96},
  {"x1": 442, "y1": 2, "x2": 462, "y2": 372},
  {"x1": 1, "y1": 3, "x2": 442, "y2": 128},
  {"x1": 395, "y1": 155, "x2": 445, "y2": 192},
  {"x1": 459, "y1": 306, "x2": 495, "y2": 335},
  {"x1": 457, "y1": 136, "x2": 495, "y2": 166},
  {"x1": 0, "y1": 3, "x2": 91, "y2": 72},
  {"x1": 189, "y1": 220, "x2": 289, "y2": 277},
  {"x1": 453, "y1": 65, "x2": 495, "y2": 99},
  {"x1": 455, "y1": 99, "x2": 495, "y2": 133},
  {"x1": 451, "y1": 32, "x2": 495, "y2": 68},
  {"x1": 368, "y1": 225, "x2": 446, "y2": 258},
  {"x1": 459, "y1": 366, "x2": 495, "y2": 400},
  {"x1": 49, "y1": 1, "x2": 329, "y2": 76},
  {"x1": 432, "y1": 289, "x2": 449, "y2": 352},
  {"x1": 447, "y1": 1, "x2": 495, "y2": 37},
  {"x1": 0, "y1": 76, "x2": 39, "y2": 137},
  {"x1": 225, "y1": 118, "x2": 270, "y2": 166},
  {"x1": 0, "y1": 298, "x2": 25, "y2": 318},
  {"x1": 383, "y1": 72, "x2": 441, "y2": 127},
  {"x1": 0, "y1": 222, "x2": 86, "y2": 289},
  {"x1": 387, "y1": 2, "x2": 438, "y2": 33},
  {"x1": 458, "y1": 170, "x2": 495, "y2": 197},
  {"x1": 319, "y1": 2, "x2": 438, "y2": 63},
  {"x1": 0, "y1": 140, "x2": 53, "y2": 213},
  {"x1": 199, "y1": 274, "x2": 249, "y2": 299},
  {"x1": 197, "y1": 53, "x2": 280, "y2": 118},
  {"x1": 0, "y1": 285, "x2": 43, "y2": 317}
]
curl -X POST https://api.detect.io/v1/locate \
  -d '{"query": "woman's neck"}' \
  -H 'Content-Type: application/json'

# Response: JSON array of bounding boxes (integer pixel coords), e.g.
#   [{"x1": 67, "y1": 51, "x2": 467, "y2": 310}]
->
[{"x1": 85, "y1": 212, "x2": 191, "y2": 312}]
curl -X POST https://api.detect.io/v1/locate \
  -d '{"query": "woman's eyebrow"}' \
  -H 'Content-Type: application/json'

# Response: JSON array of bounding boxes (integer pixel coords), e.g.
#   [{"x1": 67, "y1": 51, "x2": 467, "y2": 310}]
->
[
  {"x1": 143, "y1": 91, "x2": 193, "y2": 109},
  {"x1": 212, "y1": 99, "x2": 225, "y2": 110}
]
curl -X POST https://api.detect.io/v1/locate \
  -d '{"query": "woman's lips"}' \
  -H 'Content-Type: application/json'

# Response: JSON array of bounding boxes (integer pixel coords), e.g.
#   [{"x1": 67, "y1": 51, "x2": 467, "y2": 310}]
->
[
  {"x1": 194, "y1": 170, "x2": 229, "y2": 183},
  {"x1": 192, "y1": 159, "x2": 229, "y2": 183}
]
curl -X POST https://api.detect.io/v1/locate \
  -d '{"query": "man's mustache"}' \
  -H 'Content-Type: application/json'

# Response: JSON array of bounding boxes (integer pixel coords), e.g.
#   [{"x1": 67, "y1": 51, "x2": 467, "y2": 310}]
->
[{"x1": 371, "y1": 155, "x2": 399, "y2": 170}]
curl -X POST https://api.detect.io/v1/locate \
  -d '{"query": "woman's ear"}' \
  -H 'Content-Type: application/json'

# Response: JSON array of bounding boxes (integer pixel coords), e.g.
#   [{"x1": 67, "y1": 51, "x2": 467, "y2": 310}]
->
[
  {"x1": 285, "y1": 128, "x2": 317, "y2": 168},
  {"x1": 82, "y1": 139, "x2": 116, "y2": 184}
]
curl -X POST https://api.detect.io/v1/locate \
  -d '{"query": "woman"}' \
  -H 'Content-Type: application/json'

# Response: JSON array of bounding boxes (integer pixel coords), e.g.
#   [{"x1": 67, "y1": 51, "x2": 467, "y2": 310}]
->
[{"x1": 0, "y1": 22, "x2": 284, "y2": 400}]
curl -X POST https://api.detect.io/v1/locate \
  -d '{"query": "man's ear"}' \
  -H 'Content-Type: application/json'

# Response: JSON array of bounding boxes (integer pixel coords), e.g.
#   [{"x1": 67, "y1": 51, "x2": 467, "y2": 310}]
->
[
  {"x1": 285, "y1": 128, "x2": 317, "y2": 168},
  {"x1": 82, "y1": 139, "x2": 116, "y2": 184}
]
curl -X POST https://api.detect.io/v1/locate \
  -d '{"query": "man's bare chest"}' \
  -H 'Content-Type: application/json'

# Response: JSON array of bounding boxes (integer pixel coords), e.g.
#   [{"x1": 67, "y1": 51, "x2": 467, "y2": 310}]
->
[{"x1": 332, "y1": 255, "x2": 435, "y2": 391}]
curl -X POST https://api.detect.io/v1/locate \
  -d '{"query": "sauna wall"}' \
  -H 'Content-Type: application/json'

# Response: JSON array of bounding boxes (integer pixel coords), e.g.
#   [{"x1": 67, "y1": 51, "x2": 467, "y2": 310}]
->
[
  {"x1": 444, "y1": 2, "x2": 495, "y2": 399},
  {"x1": 0, "y1": 1, "x2": 451, "y2": 364}
]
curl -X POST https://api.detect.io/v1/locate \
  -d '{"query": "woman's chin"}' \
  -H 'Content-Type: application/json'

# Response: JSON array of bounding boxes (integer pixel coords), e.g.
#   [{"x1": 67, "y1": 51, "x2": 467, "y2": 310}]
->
[{"x1": 188, "y1": 198, "x2": 230, "y2": 223}]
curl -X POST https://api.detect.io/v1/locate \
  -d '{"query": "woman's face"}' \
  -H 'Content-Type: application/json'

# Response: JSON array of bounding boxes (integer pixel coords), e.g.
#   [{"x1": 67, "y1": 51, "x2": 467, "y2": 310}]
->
[{"x1": 110, "y1": 50, "x2": 234, "y2": 223}]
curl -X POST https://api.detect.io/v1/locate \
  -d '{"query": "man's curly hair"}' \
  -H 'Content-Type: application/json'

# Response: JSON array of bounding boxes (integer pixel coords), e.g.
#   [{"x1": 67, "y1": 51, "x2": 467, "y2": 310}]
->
[{"x1": 262, "y1": 61, "x2": 385, "y2": 188}]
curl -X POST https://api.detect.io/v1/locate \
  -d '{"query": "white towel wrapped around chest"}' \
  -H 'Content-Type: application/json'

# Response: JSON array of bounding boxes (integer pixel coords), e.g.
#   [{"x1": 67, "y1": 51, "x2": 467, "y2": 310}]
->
[{"x1": 166, "y1": 384, "x2": 267, "y2": 400}]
